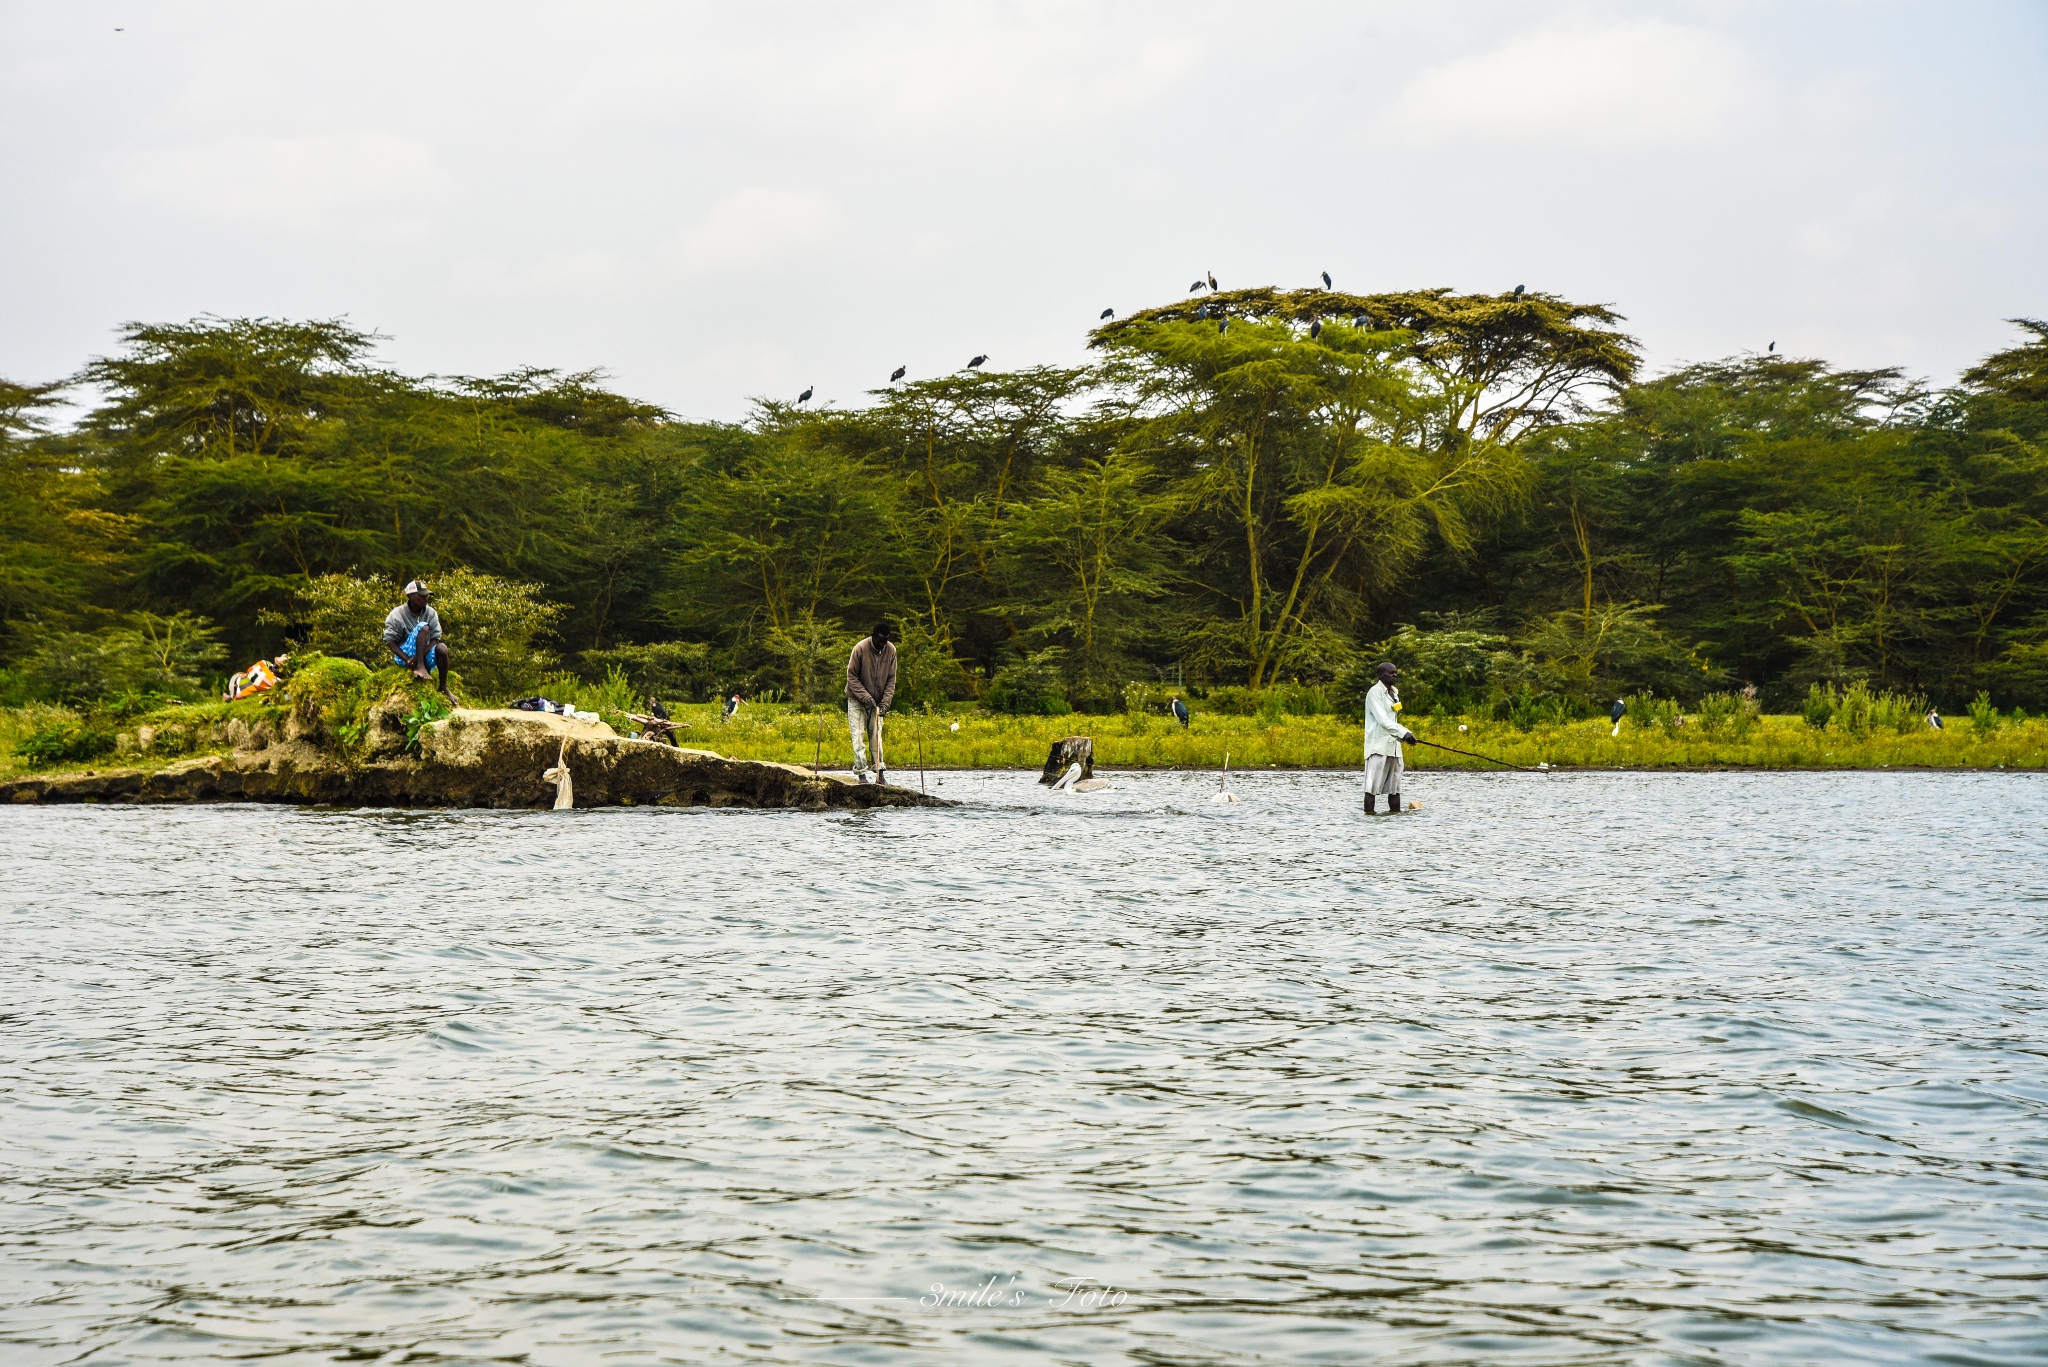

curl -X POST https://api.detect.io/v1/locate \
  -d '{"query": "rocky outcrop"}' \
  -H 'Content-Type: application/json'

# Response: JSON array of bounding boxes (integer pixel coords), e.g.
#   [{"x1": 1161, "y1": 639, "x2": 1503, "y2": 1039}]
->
[{"x1": 2, "y1": 707, "x2": 939, "y2": 810}]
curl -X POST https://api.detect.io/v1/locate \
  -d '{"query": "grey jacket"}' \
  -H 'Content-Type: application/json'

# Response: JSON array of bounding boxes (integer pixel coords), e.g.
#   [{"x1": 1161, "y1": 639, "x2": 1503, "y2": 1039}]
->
[
  {"x1": 382, "y1": 602, "x2": 443, "y2": 650},
  {"x1": 845, "y1": 638, "x2": 897, "y2": 711}
]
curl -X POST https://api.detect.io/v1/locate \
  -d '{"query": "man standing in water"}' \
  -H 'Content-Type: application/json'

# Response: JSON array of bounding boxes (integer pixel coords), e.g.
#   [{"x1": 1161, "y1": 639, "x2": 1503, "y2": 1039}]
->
[
  {"x1": 382, "y1": 579, "x2": 455, "y2": 700},
  {"x1": 845, "y1": 620, "x2": 897, "y2": 785},
  {"x1": 1363, "y1": 660, "x2": 1418, "y2": 814}
]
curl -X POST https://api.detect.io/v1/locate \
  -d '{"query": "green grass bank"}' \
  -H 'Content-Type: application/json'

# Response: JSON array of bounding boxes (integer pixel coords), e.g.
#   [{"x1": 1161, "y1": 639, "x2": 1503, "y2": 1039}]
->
[
  {"x1": 635, "y1": 705, "x2": 2047, "y2": 773},
  {"x1": 6, "y1": 697, "x2": 2044, "y2": 781}
]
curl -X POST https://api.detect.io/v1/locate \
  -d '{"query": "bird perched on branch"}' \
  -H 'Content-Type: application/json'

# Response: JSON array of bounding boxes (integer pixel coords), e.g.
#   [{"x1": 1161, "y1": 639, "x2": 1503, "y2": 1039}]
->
[
  {"x1": 1207, "y1": 271, "x2": 1217, "y2": 290},
  {"x1": 797, "y1": 386, "x2": 813, "y2": 404},
  {"x1": 889, "y1": 365, "x2": 906, "y2": 383},
  {"x1": 1189, "y1": 279, "x2": 1206, "y2": 293},
  {"x1": 1309, "y1": 320, "x2": 1323, "y2": 339},
  {"x1": 1768, "y1": 341, "x2": 1777, "y2": 354},
  {"x1": 1321, "y1": 270, "x2": 1332, "y2": 288},
  {"x1": 967, "y1": 354, "x2": 987, "y2": 369},
  {"x1": 1512, "y1": 284, "x2": 1525, "y2": 298},
  {"x1": 1099, "y1": 307, "x2": 1113, "y2": 320}
]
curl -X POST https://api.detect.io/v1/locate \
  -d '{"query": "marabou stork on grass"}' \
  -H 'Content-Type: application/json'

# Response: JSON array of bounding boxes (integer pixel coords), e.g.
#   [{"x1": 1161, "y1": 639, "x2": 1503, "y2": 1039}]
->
[{"x1": 1170, "y1": 696, "x2": 1190, "y2": 728}]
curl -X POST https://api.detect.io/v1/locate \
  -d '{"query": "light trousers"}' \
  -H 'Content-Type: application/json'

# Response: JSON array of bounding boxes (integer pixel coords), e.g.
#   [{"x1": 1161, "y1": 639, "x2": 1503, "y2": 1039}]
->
[
  {"x1": 847, "y1": 700, "x2": 885, "y2": 774},
  {"x1": 1364, "y1": 753, "x2": 1403, "y2": 796}
]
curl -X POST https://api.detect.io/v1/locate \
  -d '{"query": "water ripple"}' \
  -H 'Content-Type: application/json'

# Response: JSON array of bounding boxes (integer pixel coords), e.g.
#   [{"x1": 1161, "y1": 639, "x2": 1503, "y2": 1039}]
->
[{"x1": 2, "y1": 771, "x2": 2045, "y2": 1364}]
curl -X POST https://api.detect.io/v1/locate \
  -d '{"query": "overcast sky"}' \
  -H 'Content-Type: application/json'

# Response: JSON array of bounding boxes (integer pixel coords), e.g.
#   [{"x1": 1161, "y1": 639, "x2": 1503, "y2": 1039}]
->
[{"x1": 4, "y1": 1, "x2": 2045, "y2": 420}]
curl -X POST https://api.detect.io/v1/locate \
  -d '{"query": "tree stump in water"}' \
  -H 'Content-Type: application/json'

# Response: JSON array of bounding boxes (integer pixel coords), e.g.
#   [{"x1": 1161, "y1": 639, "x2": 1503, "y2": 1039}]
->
[{"x1": 1038, "y1": 735, "x2": 1094, "y2": 785}]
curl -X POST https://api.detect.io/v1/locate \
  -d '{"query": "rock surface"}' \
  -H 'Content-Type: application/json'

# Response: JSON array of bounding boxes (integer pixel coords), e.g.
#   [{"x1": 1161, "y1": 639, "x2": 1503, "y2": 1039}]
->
[{"x1": 2, "y1": 707, "x2": 940, "y2": 810}]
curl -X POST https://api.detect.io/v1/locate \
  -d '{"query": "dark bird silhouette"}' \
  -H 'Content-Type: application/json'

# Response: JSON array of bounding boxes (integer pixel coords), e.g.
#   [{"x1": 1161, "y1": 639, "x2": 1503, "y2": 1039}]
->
[
  {"x1": 797, "y1": 386, "x2": 813, "y2": 404},
  {"x1": 1207, "y1": 271, "x2": 1217, "y2": 290},
  {"x1": 1321, "y1": 270, "x2": 1332, "y2": 288},
  {"x1": 889, "y1": 365, "x2": 906, "y2": 383},
  {"x1": 1309, "y1": 319, "x2": 1323, "y2": 339},
  {"x1": 1099, "y1": 307, "x2": 1114, "y2": 320},
  {"x1": 1610, "y1": 697, "x2": 1626, "y2": 736},
  {"x1": 1193, "y1": 302, "x2": 1208, "y2": 320},
  {"x1": 1512, "y1": 284, "x2": 1525, "y2": 298},
  {"x1": 1170, "y1": 696, "x2": 1190, "y2": 728},
  {"x1": 1353, "y1": 313, "x2": 1370, "y2": 329},
  {"x1": 723, "y1": 693, "x2": 741, "y2": 722},
  {"x1": 967, "y1": 355, "x2": 987, "y2": 369},
  {"x1": 1189, "y1": 280, "x2": 1206, "y2": 293},
  {"x1": 1768, "y1": 341, "x2": 1777, "y2": 353},
  {"x1": 1217, "y1": 319, "x2": 1228, "y2": 334}
]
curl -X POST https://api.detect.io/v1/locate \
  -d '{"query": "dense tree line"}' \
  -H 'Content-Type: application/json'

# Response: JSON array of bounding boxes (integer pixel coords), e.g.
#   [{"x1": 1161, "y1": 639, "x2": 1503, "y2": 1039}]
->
[{"x1": 3, "y1": 294, "x2": 2044, "y2": 715}]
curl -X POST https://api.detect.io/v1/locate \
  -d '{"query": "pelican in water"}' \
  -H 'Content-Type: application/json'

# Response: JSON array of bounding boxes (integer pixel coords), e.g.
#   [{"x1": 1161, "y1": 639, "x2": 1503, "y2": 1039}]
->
[{"x1": 1210, "y1": 751, "x2": 1239, "y2": 804}]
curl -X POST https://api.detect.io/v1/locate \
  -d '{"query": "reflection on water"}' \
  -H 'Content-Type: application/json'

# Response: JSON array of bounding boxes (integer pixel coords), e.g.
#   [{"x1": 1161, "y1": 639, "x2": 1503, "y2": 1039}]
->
[{"x1": 3, "y1": 771, "x2": 2045, "y2": 1365}]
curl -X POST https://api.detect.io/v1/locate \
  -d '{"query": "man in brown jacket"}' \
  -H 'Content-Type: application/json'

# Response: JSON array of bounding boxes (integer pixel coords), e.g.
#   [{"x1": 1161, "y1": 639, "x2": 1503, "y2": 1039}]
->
[{"x1": 845, "y1": 620, "x2": 897, "y2": 784}]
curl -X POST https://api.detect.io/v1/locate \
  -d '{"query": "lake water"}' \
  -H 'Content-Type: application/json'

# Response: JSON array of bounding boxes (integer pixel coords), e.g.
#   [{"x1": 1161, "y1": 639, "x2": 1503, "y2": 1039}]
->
[{"x1": 4, "y1": 771, "x2": 2045, "y2": 1366}]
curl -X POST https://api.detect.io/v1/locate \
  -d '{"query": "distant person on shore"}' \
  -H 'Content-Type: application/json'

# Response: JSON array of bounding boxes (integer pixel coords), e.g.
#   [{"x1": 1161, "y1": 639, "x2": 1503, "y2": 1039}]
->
[
  {"x1": 1363, "y1": 660, "x2": 1418, "y2": 814},
  {"x1": 846, "y1": 621, "x2": 897, "y2": 785},
  {"x1": 383, "y1": 579, "x2": 454, "y2": 700}
]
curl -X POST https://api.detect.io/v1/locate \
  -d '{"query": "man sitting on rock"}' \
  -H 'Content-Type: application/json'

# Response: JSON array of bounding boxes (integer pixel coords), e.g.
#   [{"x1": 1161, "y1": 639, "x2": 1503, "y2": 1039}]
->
[{"x1": 382, "y1": 579, "x2": 455, "y2": 700}]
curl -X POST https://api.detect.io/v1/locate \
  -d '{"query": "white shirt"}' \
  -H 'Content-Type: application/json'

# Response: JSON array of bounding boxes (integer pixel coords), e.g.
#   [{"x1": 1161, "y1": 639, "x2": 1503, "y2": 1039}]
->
[{"x1": 1364, "y1": 680, "x2": 1409, "y2": 758}]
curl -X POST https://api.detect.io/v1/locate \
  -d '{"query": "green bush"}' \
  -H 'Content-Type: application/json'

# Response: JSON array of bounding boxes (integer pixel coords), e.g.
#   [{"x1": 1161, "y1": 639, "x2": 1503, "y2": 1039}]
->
[
  {"x1": 1802, "y1": 682, "x2": 1837, "y2": 730},
  {"x1": 401, "y1": 692, "x2": 453, "y2": 755},
  {"x1": 1123, "y1": 680, "x2": 1189, "y2": 716},
  {"x1": 1267, "y1": 682, "x2": 1332, "y2": 716},
  {"x1": 19, "y1": 721, "x2": 116, "y2": 768},
  {"x1": 1501, "y1": 686, "x2": 1583, "y2": 731},
  {"x1": 1356, "y1": 616, "x2": 1510, "y2": 714},
  {"x1": 1202, "y1": 685, "x2": 1261, "y2": 716},
  {"x1": 14, "y1": 613, "x2": 226, "y2": 705},
  {"x1": 581, "y1": 640, "x2": 713, "y2": 703},
  {"x1": 1826, "y1": 681, "x2": 1926, "y2": 738},
  {"x1": 1968, "y1": 690, "x2": 2000, "y2": 736},
  {"x1": 268, "y1": 568, "x2": 563, "y2": 698},
  {"x1": 1623, "y1": 692, "x2": 1682, "y2": 735},
  {"x1": 1696, "y1": 690, "x2": 1758, "y2": 739},
  {"x1": 533, "y1": 665, "x2": 638, "y2": 732},
  {"x1": 984, "y1": 649, "x2": 1070, "y2": 715}
]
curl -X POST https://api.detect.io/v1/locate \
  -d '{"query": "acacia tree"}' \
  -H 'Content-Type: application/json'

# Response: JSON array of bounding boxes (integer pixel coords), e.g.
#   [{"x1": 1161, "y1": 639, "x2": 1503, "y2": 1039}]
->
[
  {"x1": 0, "y1": 378, "x2": 126, "y2": 637},
  {"x1": 1000, "y1": 451, "x2": 1175, "y2": 701},
  {"x1": 1094, "y1": 288, "x2": 1636, "y2": 686},
  {"x1": 662, "y1": 424, "x2": 907, "y2": 698},
  {"x1": 818, "y1": 367, "x2": 1085, "y2": 672}
]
